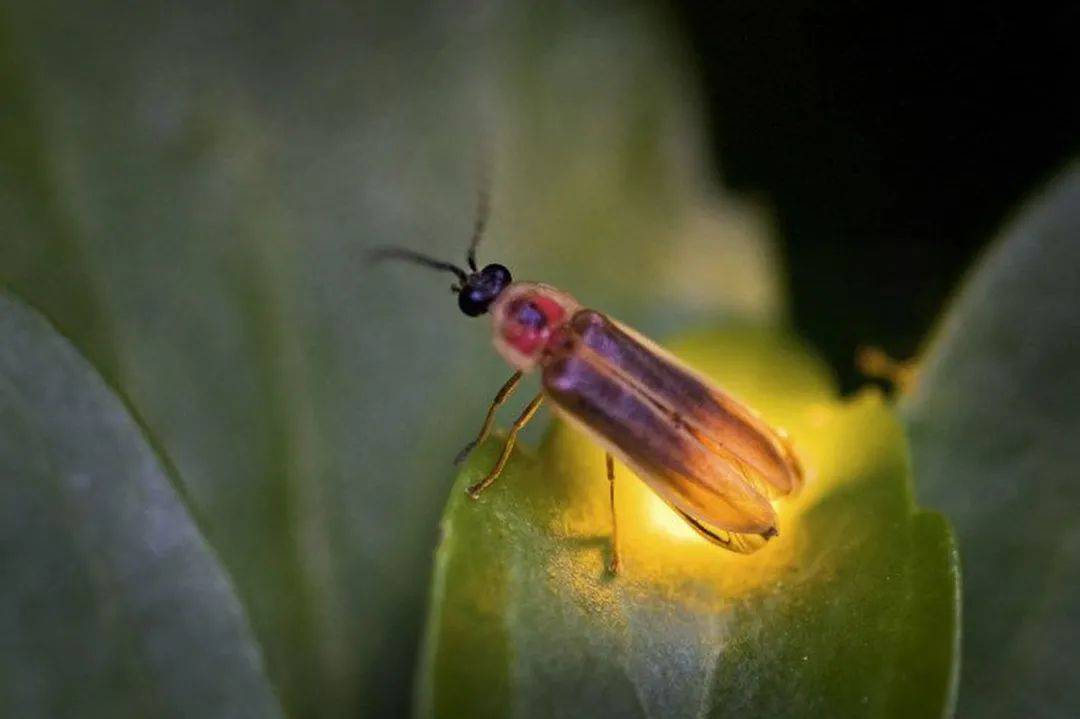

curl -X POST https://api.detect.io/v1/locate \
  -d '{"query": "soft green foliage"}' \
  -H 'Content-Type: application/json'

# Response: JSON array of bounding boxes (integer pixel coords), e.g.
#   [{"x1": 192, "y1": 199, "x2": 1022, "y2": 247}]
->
[
  {"x1": 0, "y1": 1, "x2": 781, "y2": 715},
  {"x1": 903, "y1": 163, "x2": 1080, "y2": 718},
  {"x1": 420, "y1": 330, "x2": 959, "y2": 718},
  {"x1": 0, "y1": 292, "x2": 283, "y2": 718},
  {"x1": 10, "y1": 0, "x2": 1069, "y2": 716}
]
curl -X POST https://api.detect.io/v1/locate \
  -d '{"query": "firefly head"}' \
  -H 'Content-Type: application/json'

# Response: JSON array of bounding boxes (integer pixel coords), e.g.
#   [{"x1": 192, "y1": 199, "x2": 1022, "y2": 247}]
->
[
  {"x1": 457, "y1": 263, "x2": 512, "y2": 317},
  {"x1": 367, "y1": 246, "x2": 512, "y2": 318},
  {"x1": 370, "y1": 173, "x2": 510, "y2": 317}
]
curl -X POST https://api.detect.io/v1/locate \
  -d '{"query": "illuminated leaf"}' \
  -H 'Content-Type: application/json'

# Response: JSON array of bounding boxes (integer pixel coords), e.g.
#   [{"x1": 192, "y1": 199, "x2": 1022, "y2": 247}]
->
[
  {"x1": 419, "y1": 329, "x2": 959, "y2": 718},
  {"x1": 904, "y1": 163, "x2": 1080, "y2": 718},
  {"x1": 0, "y1": 292, "x2": 283, "y2": 718}
]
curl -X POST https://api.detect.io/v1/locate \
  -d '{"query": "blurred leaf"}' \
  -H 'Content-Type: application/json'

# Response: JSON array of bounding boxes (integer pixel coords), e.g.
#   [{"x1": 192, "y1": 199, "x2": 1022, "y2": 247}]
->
[
  {"x1": 0, "y1": 1, "x2": 782, "y2": 715},
  {"x1": 419, "y1": 329, "x2": 958, "y2": 718},
  {"x1": 903, "y1": 162, "x2": 1080, "y2": 718},
  {"x1": 0, "y1": 292, "x2": 283, "y2": 719},
  {"x1": 0, "y1": 15, "x2": 118, "y2": 378}
]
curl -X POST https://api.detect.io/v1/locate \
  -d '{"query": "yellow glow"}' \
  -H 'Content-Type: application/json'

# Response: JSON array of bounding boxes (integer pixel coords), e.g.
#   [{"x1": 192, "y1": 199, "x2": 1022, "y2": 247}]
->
[
  {"x1": 531, "y1": 333, "x2": 895, "y2": 604},
  {"x1": 643, "y1": 491, "x2": 701, "y2": 543}
]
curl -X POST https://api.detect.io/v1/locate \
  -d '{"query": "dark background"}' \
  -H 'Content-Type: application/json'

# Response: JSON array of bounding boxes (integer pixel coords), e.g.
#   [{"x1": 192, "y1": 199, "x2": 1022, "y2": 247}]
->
[{"x1": 672, "y1": 2, "x2": 1079, "y2": 391}]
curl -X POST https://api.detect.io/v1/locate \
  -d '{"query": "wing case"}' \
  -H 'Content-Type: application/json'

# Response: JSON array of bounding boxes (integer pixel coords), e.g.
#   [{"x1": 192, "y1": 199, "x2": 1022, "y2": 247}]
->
[{"x1": 542, "y1": 310, "x2": 802, "y2": 550}]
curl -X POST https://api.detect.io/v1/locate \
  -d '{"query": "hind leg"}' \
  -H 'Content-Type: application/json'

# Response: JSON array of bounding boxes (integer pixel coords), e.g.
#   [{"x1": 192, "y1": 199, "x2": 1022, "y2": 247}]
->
[{"x1": 606, "y1": 453, "x2": 621, "y2": 575}]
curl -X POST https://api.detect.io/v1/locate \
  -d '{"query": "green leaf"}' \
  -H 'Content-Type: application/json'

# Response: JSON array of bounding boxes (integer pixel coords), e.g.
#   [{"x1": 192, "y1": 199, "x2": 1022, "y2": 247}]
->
[
  {"x1": 0, "y1": 292, "x2": 283, "y2": 718},
  {"x1": 419, "y1": 329, "x2": 959, "y2": 718},
  {"x1": 903, "y1": 163, "x2": 1080, "y2": 718},
  {"x1": 0, "y1": 2, "x2": 781, "y2": 714}
]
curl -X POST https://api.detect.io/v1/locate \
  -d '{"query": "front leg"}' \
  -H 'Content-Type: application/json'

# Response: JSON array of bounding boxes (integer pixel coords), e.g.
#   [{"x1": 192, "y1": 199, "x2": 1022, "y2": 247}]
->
[
  {"x1": 453, "y1": 370, "x2": 523, "y2": 465},
  {"x1": 467, "y1": 393, "x2": 544, "y2": 499}
]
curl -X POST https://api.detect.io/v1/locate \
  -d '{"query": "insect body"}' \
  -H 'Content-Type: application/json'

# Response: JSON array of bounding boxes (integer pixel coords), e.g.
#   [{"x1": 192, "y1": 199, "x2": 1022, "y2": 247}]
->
[
  {"x1": 488, "y1": 282, "x2": 803, "y2": 555},
  {"x1": 373, "y1": 196, "x2": 803, "y2": 572}
]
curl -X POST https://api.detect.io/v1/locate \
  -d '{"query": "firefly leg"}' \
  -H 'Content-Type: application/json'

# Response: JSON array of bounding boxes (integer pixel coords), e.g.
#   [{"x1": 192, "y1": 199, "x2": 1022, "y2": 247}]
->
[
  {"x1": 606, "y1": 453, "x2": 621, "y2": 575},
  {"x1": 454, "y1": 370, "x2": 523, "y2": 465},
  {"x1": 466, "y1": 393, "x2": 544, "y2": 499},
  {"x1": 855, "y1": 346, "x2": 917, "y2": 392}
]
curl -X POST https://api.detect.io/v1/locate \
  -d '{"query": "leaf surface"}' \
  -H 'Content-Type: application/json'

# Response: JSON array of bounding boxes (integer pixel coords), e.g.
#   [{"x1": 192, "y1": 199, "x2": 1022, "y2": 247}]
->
[
  {"x1": 0, "y1": 292, "x2": 283, "y2": 719},
  {"x1": 903, "y1": 163, "x2": 1080, "y2": 718}
]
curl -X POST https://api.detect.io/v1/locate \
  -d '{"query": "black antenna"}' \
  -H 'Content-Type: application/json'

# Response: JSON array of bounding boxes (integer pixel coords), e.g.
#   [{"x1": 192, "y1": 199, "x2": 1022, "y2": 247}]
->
[
  {"x1": 368, "y1": 247, "x2": 469, "y2": 284},
  {"x1": 372, "y1": 144, "x2": 493, "y2": 286},
  {"x1": 465, "y1": 148, "x2": 491, "y2": 271}
]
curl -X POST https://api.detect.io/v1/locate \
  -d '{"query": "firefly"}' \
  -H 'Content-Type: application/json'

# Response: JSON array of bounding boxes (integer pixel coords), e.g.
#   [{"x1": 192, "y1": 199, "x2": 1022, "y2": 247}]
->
[{"x1": 372, "y1": 191, "x2": 804, "y2": 574}]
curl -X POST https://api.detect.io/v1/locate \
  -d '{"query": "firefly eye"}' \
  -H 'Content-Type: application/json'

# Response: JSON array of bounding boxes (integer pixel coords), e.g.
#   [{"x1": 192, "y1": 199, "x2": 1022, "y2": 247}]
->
[{"x1": 457, "y1": 263, "x2": 512, "y2": 317}]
